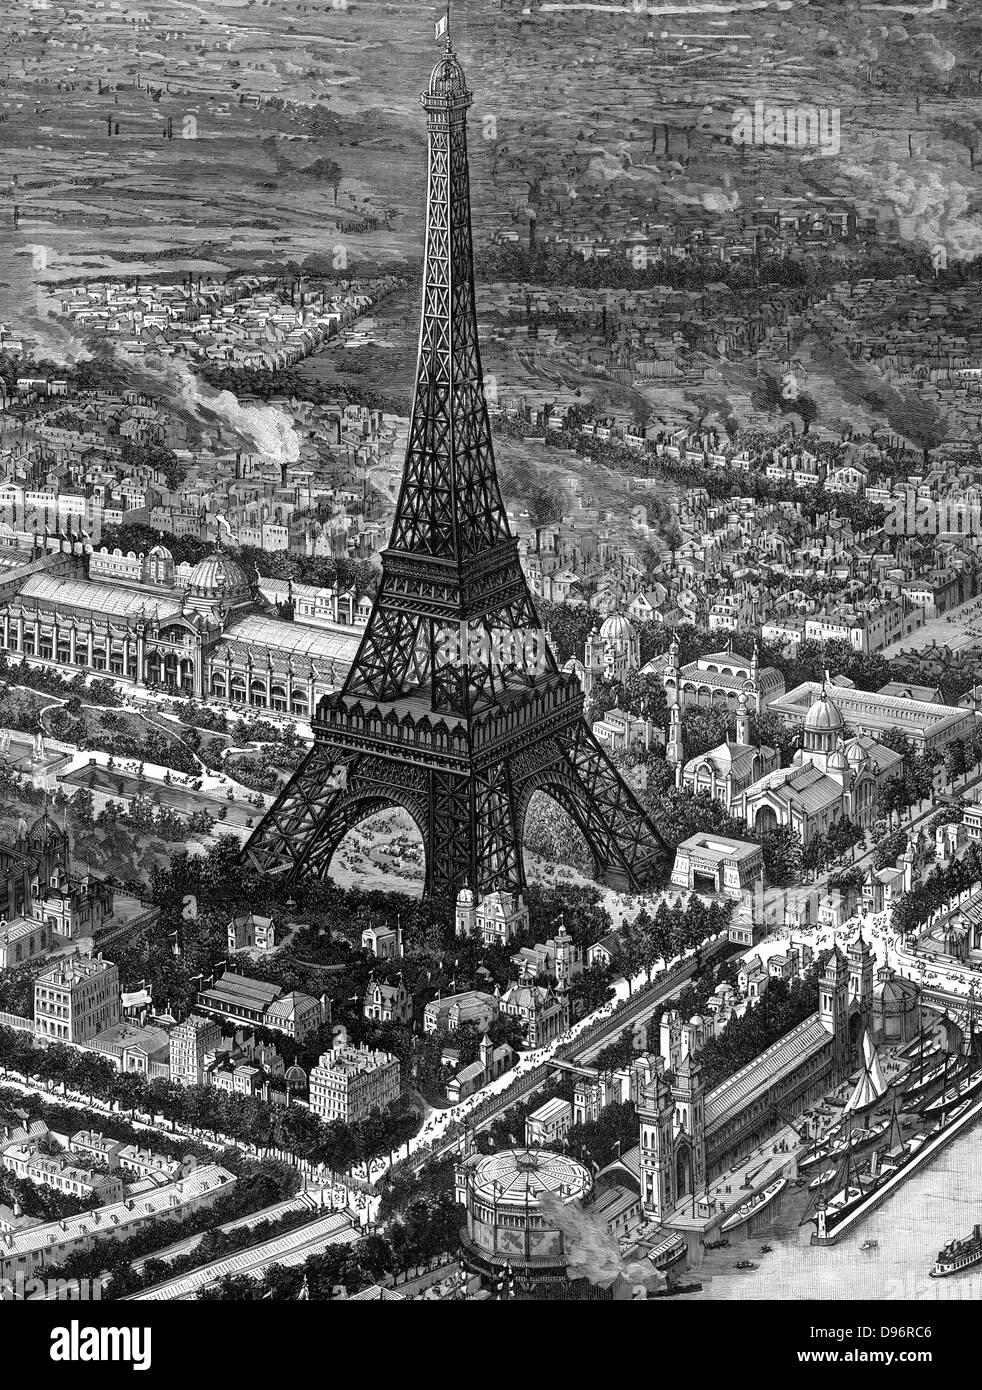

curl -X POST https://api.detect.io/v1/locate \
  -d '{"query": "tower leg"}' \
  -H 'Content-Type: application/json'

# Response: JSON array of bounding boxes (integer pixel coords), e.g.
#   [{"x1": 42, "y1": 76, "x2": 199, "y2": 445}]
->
[
  {"x1": 510, "y1": 722, "x2": 666, "y2": 894},
  {"x1": 243, "y1": 745, "x2": 430, "y2": 885}
]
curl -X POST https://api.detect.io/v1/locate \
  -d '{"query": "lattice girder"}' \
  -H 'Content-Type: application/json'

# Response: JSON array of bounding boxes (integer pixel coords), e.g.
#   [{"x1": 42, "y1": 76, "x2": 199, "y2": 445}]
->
[{"x1": 242, "y1": 47, "x2": 667, "y2": 897}]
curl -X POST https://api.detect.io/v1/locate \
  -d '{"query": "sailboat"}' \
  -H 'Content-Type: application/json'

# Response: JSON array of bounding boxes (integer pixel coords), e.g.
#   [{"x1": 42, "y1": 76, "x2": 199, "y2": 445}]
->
[
  {"x1": 802, "y1": 1116, "x2": 872, "y2": 1231},
  {"x1": 844, "y1": 1030, "x2": 889, "y2": 1115}
]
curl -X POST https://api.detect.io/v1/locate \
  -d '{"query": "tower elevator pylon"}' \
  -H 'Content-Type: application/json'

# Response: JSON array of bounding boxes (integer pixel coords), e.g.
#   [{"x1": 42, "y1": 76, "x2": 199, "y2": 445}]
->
[{"x1": 241, "y1": 40, "x2": 668, "y2": 900}]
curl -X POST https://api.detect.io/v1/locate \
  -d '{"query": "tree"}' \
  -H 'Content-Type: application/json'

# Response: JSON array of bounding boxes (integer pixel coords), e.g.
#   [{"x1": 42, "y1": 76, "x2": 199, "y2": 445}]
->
[
  {"x1": 632, "y1": 907, "x2": 661, "y2": 983},
  {"x1": 611, "y1": 914, "x2": 645, "y2": 993},
  {"x1": 761, "y1": 824, "x2": 803, "y2": 886},
  {"x1": 944, "y1": 739, "x2": 968, "y2": 786}
]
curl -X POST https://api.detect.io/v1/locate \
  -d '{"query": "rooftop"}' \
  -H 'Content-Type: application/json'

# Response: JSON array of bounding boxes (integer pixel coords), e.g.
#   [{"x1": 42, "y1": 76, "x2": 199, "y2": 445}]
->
[
  {"x1": 705, "y1": 1015, "x2": 830, "y2": 1130},
  {"x1": 468, "y1": 1148, "x2": 592, "y2": 1208},
  {"x1": 18, "y1": 573, "x2": 183, "y2": 622}
]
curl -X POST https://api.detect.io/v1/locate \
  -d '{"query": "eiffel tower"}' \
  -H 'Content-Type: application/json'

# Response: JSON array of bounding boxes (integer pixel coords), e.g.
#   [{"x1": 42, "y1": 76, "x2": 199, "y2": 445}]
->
[{"x1": 242, "y1": 36, "x2": 667, "y2": 899}]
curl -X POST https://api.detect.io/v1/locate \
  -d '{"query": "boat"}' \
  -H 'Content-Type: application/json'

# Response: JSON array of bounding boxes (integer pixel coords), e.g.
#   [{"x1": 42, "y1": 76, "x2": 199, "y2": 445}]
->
[
  {"x1": 941, "y1": 1096, "x2": 975, "y2": 1126},
  {"x1": 843, "y1": 1030, "x2": 889, "y2": 1114},
  {"x1": 652, "y1": 1280, "x2": 703, "y2": 1297},
  {"x1": 702, "y1": 1237, "x2": 730, "y2": 1250},
  {"x1": 902, "y1": 1056, "x2": 965, "y2": 1106},
  {"x1": 923, "y1": 1069, "x2": 982, "y2": 1116},
  {"x1": 733, "y1": 1260, "x2": 757, "y2": 1270},
  {"x1": 825, "y1": 1117, "x2": 889, "y2": 1158},
  {"x1": 825, "y1": 1184, "x2": 864, "y2": 1215},
  {"x1": 808, "y1": 1166, "x2": 836, "y2": 1191},
  {"x1": 759, "y1": 1244, "x2": 773, "y2": 1254},
  {"x1": 860, "y1": 1239, "x2": 878, "y2": 1251},
  {"x1": 721, "y1": 1176, "x2": 788, "y2": 1233},
  {"x1": 799, "y1": 1145, "x2": 834, "y2": 1172},
  {"x1": 646, "y1": 1231, "x2": 687, "y2": 1271},
  {"x1": 931, "y1": 1223, "x2": 982, "y2": 1277}
]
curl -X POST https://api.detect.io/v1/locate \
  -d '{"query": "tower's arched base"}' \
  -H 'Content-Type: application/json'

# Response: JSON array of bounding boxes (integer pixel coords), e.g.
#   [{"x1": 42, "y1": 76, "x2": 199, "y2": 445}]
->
[{"x1": 243, "y1": 687, "x2": 667, "y2": 899}]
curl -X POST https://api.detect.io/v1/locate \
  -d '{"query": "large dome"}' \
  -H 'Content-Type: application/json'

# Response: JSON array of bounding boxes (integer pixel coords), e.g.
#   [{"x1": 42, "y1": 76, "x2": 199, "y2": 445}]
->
[
  {"x1": 804, "y1": 688, "x2": 844, "y2": 733},
  {"x1": 187, "y1": 550, "x2": 250, "y2": 598},
  {"x1": 874, "y1": 975, "x2": 918, "y2": 1006},
  {"x1": 599, "y1": 613, "x2": 636, "y2": 644}
]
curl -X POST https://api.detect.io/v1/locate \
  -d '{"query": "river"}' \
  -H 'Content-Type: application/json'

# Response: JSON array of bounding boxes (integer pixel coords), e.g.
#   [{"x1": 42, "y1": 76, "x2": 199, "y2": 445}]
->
[{"x1": 679, "y1": 1120, "x2": 982, "y2": 1302}]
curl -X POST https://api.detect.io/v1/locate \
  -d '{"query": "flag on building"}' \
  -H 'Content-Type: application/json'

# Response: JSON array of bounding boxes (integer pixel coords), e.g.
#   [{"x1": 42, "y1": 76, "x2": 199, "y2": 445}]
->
[{"x1": 435, "y1": 12, "x2": 449, "y2": 42}]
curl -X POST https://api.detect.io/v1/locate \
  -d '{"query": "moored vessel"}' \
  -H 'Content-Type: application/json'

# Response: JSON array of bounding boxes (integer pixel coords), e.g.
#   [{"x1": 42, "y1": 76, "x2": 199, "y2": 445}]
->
[{"x1": 721, "y1": 1176, "x2": 788, "y2": 1233}]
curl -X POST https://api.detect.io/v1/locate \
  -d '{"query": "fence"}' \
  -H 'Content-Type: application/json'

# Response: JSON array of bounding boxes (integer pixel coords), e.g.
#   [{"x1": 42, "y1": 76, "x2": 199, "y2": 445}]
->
[{"x1": 0, "y1": 1011, "x2": 33, "y2": 1034}]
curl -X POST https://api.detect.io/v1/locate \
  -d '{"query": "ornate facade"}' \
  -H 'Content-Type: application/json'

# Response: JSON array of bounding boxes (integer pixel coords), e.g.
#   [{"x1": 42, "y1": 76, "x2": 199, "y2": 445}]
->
[
  {"x1": 736, "y1": 681, "x2": 904, "y2": 845},
  {"x1": 563, "y1": 612, "x2": 640, "y2": 697},
  {"x1": 676, "y1": 690, "x2": 781, "y2": 807},
  {"x1": 647, "y1": 636, "x2": 785, "y2": 714},
  {"x1": 598, "y1": 938, "x2": 873, "y2": 1216},
  {"x1": 0, "y1": 543, "x2": 360, "y2": 721},
  {"x1": 0, "y1": 813, "x2": 113, "y2": 968}
]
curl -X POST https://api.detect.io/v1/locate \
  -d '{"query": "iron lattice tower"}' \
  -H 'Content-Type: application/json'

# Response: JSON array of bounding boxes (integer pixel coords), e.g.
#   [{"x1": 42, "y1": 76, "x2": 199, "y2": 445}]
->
[{"x1": 242, "y1": 43, "x2": 667, "y2": 898}]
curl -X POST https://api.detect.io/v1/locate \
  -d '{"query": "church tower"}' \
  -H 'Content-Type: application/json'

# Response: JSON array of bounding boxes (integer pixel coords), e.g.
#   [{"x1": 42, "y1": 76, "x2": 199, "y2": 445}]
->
[
  {"x1": 847, "y1": 925, "x2": 875, "y2": 1040},
  {"x1": 666, "y1": 703, "x2": 684, "y2": 786},
  {"x1": 671, "y1": 1052, "x2": 706, "y2": 1197},
  {"x1": 634, "y1": 1054, "x2": 675, "y2": 1221},
  {"x1": 820, "y1": 945, "x2": 851, "y2": 1081},
  {"x1": 665, "y1": 633, "x2": 681, "y2": 708},
  {"x1": 735, "y1": 689, "x2": 751, "y2": 747}
]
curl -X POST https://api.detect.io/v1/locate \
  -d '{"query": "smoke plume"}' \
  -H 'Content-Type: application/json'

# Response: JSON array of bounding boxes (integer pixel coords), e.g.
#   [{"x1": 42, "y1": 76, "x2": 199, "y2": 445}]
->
[{"x1": 539, "y1": 1193, "x2": 668, "y2": 1298}]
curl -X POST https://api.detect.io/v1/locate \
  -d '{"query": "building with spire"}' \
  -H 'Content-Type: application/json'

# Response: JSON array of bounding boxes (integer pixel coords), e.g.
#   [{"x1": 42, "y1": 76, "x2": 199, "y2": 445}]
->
[
  {"x1": 0, "y1": 812, "x2": 115, "y2": 968},
  {"x1": 645, "y1": 636, "x2": 784, "y2": 714},
  {"x1": 735, "y1": 678, "x2": 903, "y2": 845},
  {"x1": 596, "y1": 932, "x2": 870, "y2": 1214},
  {"x1": 563, "y1": 612, "x2": 640, "y2": 696},
  {"x1": 678, "y1": 688, "x2": 780, "y2": 808}
]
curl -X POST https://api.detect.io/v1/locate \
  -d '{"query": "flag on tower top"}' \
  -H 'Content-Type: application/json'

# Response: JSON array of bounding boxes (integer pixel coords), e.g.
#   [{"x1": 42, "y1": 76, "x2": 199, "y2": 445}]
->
[{"x1": 435, "y1": 12, "x2": 449, "y2": 41}]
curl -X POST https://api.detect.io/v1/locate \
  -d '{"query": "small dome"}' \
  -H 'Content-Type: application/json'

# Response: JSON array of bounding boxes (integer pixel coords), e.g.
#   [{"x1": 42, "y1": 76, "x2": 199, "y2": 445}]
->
[
  {"x1": 427, "y1": 53, "x2": 468, "y2": 100},
  {"x1": 804, "y1": 689, "x2": 844, "y2": 733},
  {"x1": 689, "y1": 1013, "x2": 705, "y2": 1027},
  {"x1": 457, "y1": 886, "x2": 475, "y2": 904},
  {"x1": 844, "y1": 737, "x2": 870, "y2": 769},
  {"x1": 828, "y1": 748, "x2": 849, "y2": 773},
  {"x1": 187, "y1": 550, "x2": 250, "y2": 598},
  {"x1": 873, "y1": 973, "x2": 918, "y2": 1006},
  {"x1": 147, "y1": 543, "x2": 173, "y2": 562},
  {"x1": 599, "y1": 613, "x2": 636, "y2": 643}
]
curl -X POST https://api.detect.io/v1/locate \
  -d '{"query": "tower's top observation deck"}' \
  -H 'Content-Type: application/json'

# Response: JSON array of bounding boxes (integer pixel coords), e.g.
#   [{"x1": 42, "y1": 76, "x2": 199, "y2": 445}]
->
[{"x1": 424, "y1": 44, "x2": 472, "y2": 110}]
